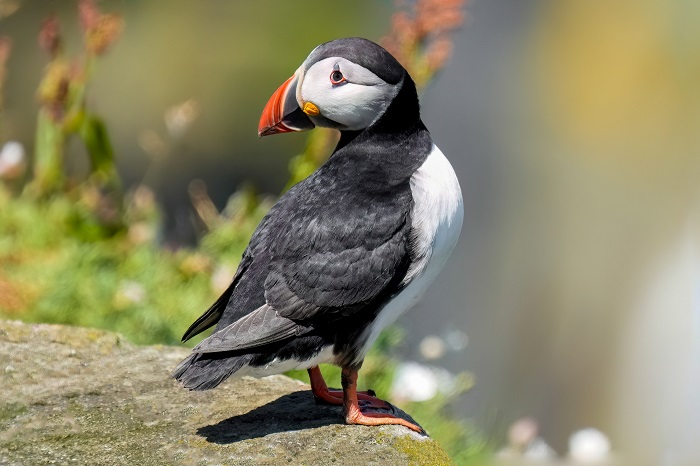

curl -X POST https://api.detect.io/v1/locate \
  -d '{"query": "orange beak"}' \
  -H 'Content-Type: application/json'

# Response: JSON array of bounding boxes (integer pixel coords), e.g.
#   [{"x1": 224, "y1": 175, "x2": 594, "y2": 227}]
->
[{"x1": 258, "y1": 73, "x2": 315, "y2": 137}]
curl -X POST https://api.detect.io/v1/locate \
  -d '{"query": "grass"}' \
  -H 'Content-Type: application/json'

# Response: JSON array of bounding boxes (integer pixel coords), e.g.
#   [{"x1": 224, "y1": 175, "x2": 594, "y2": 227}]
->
[{"x1": 0, "y1": 184, "x2": 256, "y2": 346}]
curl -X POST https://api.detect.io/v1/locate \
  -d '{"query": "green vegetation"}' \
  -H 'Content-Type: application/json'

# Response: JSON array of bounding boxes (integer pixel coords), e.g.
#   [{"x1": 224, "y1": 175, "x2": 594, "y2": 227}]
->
[{"x1": 0, "y1": 183, "x2": 268, "y2": 346}]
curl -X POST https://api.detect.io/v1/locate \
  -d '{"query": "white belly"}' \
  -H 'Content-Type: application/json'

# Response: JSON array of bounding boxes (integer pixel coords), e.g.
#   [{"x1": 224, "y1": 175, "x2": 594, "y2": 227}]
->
[
  {"x1": 356, "y1": 144, "x2": 463, "y2": 363},
  {"x1": 236, "y1": 345, "x2": 336, "y2": 378}
]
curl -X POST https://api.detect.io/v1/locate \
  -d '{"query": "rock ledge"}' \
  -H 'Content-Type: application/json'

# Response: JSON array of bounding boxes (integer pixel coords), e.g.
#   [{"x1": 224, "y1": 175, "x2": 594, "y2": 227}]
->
[{"x1": 0, "y1": 320, "x2": 451, "y2": 465}]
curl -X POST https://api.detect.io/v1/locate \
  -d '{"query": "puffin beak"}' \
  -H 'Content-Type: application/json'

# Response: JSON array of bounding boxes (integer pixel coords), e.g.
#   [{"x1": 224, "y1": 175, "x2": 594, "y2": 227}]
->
[{"x1": 258, "y1": 72, "x2": 315, "y2": 137}]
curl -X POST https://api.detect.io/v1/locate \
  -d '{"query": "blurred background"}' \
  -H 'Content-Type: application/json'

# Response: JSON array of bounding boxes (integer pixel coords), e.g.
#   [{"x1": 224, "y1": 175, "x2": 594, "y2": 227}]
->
[{"x1": 1, "y1": 1, "x2": 700, "y2": 464}]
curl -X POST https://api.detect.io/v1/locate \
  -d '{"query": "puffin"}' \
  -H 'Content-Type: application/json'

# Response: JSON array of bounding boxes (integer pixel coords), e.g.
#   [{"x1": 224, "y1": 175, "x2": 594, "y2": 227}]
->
[{"x1": 173, "y1": 37, "x2": 463, "y2": 433}]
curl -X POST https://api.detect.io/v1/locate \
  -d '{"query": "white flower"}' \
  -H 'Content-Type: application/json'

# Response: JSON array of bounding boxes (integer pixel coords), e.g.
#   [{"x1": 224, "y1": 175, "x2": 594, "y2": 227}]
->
[
  {"x1": 524, "y1": 437, "x2": 557, "y2": 460},
  {"x1": 443, "y1": 328, "x2": 468, "y2": 351},
  {"x1": 419, "y1": 335, "x2": 446, "y2": 360},
  {"x1": 498, "y1": 417, "x2": 558, "y2": 461},
  {"x1": 113, "y1": 280, "x2": 146, "y2": 308},
  {"x1": 568, "y1": 428, "x2": 611, "y2": 462},
  {"x1": 0, "y1": 141, "x2": 26, "y2": 179},
  {"x1": 508, "y1": 417, "x2": 539, "y2": 449},
  {"x1": 391, "y1": 361, "x2": 439, "y2": 402}
]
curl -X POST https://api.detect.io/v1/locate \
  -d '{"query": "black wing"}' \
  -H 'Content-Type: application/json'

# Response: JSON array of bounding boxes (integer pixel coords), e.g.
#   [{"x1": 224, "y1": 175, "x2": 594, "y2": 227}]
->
[
  {"x1": 184, "y1": 155, "x2": 415, "y2": 353},
  {"x1": 264, "y1": 191, "x2": 411, "y2": 321}
]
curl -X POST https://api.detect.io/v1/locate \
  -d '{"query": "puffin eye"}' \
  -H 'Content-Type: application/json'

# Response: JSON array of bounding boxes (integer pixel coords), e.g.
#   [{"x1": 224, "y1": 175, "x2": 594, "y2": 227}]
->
[{"x1": 330, "y1": 70, "x2": 346, "y2": 85}]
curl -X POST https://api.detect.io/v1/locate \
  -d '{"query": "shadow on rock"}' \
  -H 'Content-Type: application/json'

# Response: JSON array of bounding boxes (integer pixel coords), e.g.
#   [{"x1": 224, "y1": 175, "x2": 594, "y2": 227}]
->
[
  {"x1": 197, "y1": 390, "x2": 426, "y2": 444},
  {"x1": 197, "y1": 391, "x2": 339, "y2": 444}
]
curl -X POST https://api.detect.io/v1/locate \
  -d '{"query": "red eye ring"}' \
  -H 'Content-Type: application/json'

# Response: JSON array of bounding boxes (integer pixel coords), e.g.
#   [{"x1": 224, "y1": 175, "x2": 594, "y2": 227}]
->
[{"x1": 330, "y1": 70, "x2": 346, "y2": 85}]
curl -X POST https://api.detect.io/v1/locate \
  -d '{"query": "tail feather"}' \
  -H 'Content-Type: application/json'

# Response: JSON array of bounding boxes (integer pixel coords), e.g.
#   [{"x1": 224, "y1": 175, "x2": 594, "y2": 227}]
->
[
  {"x1": 172, "y1": 352, "x2": 252, "y2": 390},
  {"x1": 181, "y1": 279, "x2": 236, "y2": 343}
]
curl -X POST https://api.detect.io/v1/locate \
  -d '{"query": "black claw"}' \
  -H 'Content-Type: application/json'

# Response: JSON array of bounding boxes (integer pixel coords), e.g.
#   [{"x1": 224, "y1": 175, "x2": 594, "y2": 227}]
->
[{"x1": 367, "y1": 388, "x2": 376, "y2": 397}]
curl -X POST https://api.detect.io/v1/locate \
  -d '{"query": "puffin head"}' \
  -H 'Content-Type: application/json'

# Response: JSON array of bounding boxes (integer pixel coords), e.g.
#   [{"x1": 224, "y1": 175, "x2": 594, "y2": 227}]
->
[{"x1": 258, "y1": 37, "x2": 416, "y2": 137}]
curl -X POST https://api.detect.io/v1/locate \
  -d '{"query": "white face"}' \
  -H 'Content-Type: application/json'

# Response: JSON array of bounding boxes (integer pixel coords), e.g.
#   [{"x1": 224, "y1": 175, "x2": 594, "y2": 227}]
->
[{"x1": 297, "y1": 57, "x2": 400, "y2": 131}]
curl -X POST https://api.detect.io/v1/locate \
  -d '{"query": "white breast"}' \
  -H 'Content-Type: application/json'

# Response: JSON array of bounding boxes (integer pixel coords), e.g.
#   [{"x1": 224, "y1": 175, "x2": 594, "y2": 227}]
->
[{"x1": 356, "y1": 144, "x2": 464, "y2": 363}]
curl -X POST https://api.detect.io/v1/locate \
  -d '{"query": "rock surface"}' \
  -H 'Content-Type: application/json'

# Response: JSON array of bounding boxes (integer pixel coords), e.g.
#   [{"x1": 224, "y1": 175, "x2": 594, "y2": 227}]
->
[{"x1": 0, "y1": 320, "x2": 451, "y2": 465}]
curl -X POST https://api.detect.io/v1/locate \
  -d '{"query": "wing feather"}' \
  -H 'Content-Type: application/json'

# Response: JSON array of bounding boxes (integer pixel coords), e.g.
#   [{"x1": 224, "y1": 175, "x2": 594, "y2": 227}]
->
[{"x1": 192, "y1": 304, "x2": 311, "y2": 353}]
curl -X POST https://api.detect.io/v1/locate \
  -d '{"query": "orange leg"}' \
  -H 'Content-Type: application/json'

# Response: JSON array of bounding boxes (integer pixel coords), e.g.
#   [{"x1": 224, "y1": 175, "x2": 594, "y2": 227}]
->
[
  {"x1": 341, "y1": 366, "x2": 424, "y2": 434},
  {"x1": 307, "y1": 366, "x2": 388, "y2": 409}
]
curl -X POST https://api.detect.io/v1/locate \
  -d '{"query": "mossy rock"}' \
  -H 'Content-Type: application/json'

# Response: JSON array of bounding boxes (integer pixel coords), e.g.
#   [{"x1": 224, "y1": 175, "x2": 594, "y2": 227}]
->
[{"x1": 0, "y1": 320, "x2": 452, "y2": 465}]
